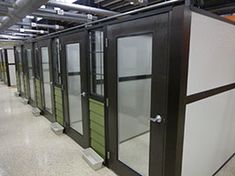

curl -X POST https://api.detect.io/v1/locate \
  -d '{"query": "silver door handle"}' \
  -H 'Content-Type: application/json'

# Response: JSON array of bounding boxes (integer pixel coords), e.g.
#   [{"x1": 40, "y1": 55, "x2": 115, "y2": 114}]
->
[
  {"x1": 50, "y1": 81, "x2": 53, "y2": 85},
  {"x1": 81, "y1": 92, "x2": 86, "y2": 97},
  {"x1": 150, "y1": 115, "x2": 163, "y2": 124}
]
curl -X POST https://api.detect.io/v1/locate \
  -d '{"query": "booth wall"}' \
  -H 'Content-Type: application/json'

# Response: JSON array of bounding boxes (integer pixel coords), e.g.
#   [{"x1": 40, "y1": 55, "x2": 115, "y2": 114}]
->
[{"x1": 182, "y1": 12, "x2": 235, "y2": 176}]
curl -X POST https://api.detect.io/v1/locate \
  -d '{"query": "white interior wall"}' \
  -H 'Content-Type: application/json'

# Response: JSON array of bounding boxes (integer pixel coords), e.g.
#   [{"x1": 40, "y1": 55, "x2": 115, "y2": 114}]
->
[{"x1": 182, "y1": 12, "x2": 235, "y2": 176}]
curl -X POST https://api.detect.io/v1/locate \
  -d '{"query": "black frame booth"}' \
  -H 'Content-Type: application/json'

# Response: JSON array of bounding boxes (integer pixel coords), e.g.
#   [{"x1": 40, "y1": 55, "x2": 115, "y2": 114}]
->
[{"x1": 14, "y1": 2, "x2": 235, "y2": 176}]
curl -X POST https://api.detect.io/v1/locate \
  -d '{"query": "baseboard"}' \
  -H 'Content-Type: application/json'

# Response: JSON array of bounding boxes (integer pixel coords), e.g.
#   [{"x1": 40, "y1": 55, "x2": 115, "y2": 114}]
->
[{"x1": 212, "y1": 152, "x2": 235, "y2": 176}]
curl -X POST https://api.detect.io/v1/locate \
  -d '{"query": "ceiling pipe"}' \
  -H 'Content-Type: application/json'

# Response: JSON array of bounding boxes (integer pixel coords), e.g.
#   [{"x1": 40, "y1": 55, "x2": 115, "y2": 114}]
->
[
  {"x1": 37, "y1": 8, "x2": 97, "y2": 20},
  {"x1": 0, "y1": 0, "x2": 15, "y2": 8},
  {"x1": 0, "y1": 34, "x2": 27, "y2": 40},
  {"x1": 0, "y1": 0, "x2": 49, "y2": 31},
  {"x1": 8, "y1": 28, "x2": 49, "y2": 34},
  {"x1": 47, "y1": 0, "x2": 118, "y2": 17},
  {"x1": 32, "y1": 11, "x2": 89, "y2": 23},
  {"x1": 0, "y1": 39, "x2": 20, "y2": 42},
  {"x1": 17, "y1": 21, "x2": 64, "y2": 30},
  {"x1": 3, "y1": 31, "x2": 36, "y2": 37}
]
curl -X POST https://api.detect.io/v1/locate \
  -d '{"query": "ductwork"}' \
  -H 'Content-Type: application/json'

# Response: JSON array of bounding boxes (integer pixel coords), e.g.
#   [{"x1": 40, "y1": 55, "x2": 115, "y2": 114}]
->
[
  {"x1": 47, "y1": 0, "x2": 118, "y2": 17},
  {"x1": 17, "y1": 22, "x2": 64, "y2": 30},
  {"x1": 0, "y1": 0, "x2": 49, "y2": 31}
]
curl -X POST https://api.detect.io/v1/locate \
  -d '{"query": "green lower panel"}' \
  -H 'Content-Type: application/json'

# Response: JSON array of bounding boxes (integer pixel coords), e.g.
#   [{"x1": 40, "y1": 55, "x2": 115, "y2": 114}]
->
[
  {"x1": 89, "y1": 99, "x2": 105, "y2": 159},
  {"x1": 16, "y1": 74, "x2": 20, "y2": 91},
  {"x1": 35, "y1": 79, "x2": 43, "y2": 109},
  {"x1": 90, "y1": 121, "x2": 104, "y2": 136},
  {"x1": 54, "y1": 87, "x2": 64, "y2": 126},
  {"x1": 91, "y1": 131, "x2": 105, "y2": 146},
  {"x1": 89, "y1": 99, "x2": 104, "y2": 116},
  {"x1": 90, "y1": 112, "x2": 104, "y2": 126},
  {"x1": 91, "y1": 140, "x2": 105, "y2": 158}
]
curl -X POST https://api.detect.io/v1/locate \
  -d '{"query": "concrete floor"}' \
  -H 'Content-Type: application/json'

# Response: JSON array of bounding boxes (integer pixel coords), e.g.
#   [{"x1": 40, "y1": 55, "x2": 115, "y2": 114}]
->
[{"x1": 0, "y1": 82, "x2": 234, "y2": 176}]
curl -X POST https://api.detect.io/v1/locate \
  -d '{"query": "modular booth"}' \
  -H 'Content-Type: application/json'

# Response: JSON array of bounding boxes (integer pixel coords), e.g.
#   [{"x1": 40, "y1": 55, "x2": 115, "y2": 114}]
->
[
  {"x1": 15, "y1": 2, "x2": 235, "y2": 176},
  {"x1": 0, "y1": 48, "x2": 16, "y2": 87}
]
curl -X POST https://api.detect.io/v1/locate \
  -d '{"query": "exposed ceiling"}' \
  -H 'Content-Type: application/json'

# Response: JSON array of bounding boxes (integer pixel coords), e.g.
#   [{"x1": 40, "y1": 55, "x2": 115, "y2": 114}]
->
[{"x1": 0, "y1": 0, "x2": 234, "y2": 44}]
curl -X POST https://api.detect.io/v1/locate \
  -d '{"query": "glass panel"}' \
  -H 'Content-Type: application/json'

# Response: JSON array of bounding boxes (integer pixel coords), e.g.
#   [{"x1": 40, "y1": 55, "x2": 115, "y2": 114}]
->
[
  {"x1": 52, "y1": 38, "x2": 61, "y2": 85},
  {"x1": 41, "y1": 47, "x2": 52, "y2": 113},
  {"x1": 66, "y1": 43, "x2": 83, "y2": 135},
  {"x1": 27, "y1": 49, "x2": 35, "y2": 101},
  {"x1": 118, "y1": 35, "x2": 152, "y2": 176},
  {"x1": 89, "y1": 31, "x2": 104, "y2": 97}
]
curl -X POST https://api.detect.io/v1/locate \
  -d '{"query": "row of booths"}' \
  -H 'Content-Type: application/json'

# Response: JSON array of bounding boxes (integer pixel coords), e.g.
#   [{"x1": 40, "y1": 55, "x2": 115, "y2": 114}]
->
[
  {"x1": 0, "y1": 48, "x2": 16, "y2": 87},
  {"x1": 13, "y1": 2, "x2": 235, "y2": 176}
]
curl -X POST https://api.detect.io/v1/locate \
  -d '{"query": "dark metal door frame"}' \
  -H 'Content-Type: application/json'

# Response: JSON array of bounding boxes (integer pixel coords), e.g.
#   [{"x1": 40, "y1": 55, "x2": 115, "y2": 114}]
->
[
  {"x1": 60, "y1": 31, "x2": 90, "y2": 148},
  {"x1": 37, "y1": 39, "x2": 55, "y2": 122},
  {"x1": 106, "y1": 12, "x2": 170, "y2": 176}
]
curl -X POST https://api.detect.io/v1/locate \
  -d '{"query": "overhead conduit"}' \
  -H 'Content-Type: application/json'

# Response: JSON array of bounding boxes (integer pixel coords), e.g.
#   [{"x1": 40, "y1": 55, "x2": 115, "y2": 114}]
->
[
  {"x1": 0, "y1": 0, "x2": 49, "y2": 31},
  {"x1": 47, "y1": 0, "x2": 118, "y2": 16}
]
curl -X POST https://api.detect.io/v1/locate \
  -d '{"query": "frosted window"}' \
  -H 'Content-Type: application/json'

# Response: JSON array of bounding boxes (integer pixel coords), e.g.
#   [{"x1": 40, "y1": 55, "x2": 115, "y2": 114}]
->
[
  {"x1": 118, "y1": 35, "x2": 152, "y2": 176},
  {"x1": 118, "y1": 35, "x2": 152, "y2": 77},
  {"x1": 66, "y1": 44, "x2": 80, "y2": 73}
]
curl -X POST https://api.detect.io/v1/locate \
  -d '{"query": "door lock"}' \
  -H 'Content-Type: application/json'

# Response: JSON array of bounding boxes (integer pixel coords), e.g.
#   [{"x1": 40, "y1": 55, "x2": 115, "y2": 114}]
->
[
  {"x1": 81, "y1": 92, "x2": 86, "y2": 97},
  {"x1": 150, "y1": 115, "x2": 163, "y2": 124}
]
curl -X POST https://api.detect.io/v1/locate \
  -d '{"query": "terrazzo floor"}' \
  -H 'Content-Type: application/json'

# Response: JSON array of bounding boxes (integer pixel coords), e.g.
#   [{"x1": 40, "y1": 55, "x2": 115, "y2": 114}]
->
[
  {"x1": 0, "y1": 83, "x2": 116, "y2": 176},
  {"x1": 0, "y1": 82, "x2": 234, "y2": 176}
]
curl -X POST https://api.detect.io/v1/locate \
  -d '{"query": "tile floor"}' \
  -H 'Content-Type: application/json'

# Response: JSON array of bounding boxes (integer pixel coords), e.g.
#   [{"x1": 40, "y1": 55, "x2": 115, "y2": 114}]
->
[{"x1": 0, "y1": 82, "x2": 234, "y2": 176}]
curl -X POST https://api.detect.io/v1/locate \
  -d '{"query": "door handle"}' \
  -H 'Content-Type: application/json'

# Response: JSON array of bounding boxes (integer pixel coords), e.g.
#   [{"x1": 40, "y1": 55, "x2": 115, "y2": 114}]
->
[
  {"x1": 50, "y1": 81, "x2": 53, "y2": 85},
  {"x1": 81, "y1": 92, "x2": 86, "y2": 97},
  {"x1": 150, "y1": 115, "x2": 163, "y2": 124}
]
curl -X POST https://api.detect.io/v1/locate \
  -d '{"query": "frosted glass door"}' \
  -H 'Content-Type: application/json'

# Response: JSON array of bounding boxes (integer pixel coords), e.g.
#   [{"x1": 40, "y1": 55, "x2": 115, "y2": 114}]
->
[
  {"x1": 118, "y1": 35, "x2": 152, "y2": 176},
  {"x1": 66, "y1": 43, "x2": 83, "y2": 135},
  {"x1": 41, "y1": 47, "x2": 52, "y2": 113}
]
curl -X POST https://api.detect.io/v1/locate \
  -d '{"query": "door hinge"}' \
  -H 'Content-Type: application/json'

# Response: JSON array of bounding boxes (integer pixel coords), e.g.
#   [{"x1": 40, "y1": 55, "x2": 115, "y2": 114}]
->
[
  {"x1": 107, "y1": 151, "x2": 110, "y2": 160},
  {"x1": 105, "y1": 38, "x2": 108, "y2": 48},
  {"x1": 106, "y1": 98, "x2": 109, "y2": 107}
]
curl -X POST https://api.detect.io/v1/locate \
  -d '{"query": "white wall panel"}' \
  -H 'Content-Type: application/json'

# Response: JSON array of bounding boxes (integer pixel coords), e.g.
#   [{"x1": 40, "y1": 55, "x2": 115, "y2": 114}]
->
[
  {"x1": 187, "y1": 12, "x2": 235, "y2": 95},
  {"x1": 182, "y1": 89, "x2": 235, "y2": 176}
]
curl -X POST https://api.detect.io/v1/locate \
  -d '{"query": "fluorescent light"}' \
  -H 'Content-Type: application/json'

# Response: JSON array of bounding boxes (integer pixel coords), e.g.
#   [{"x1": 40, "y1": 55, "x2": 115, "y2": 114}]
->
[
  {"x1": 55, "y1": 0, "x2": 76, "y2": 3},
  {"x1": 26, "y1": 15, "x2": 35, "y2": 19}
]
